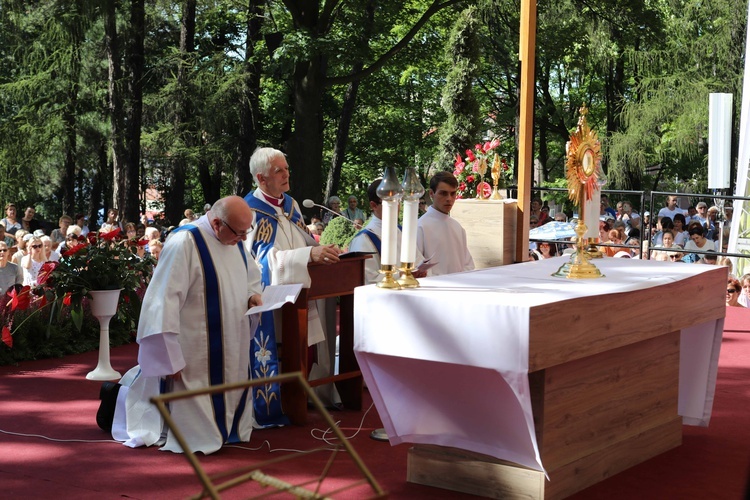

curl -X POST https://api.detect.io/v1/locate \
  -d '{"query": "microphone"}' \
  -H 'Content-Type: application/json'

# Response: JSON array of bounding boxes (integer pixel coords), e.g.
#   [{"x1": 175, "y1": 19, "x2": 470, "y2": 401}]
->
[{"x1": 303, "y1": 199, "x2": 360, "y2": 226}]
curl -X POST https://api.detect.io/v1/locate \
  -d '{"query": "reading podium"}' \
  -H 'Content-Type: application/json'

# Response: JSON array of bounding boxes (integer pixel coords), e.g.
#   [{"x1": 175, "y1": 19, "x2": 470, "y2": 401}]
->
[
  {"x1": 281, "y1": 254, "x2": 369, "y2": 424},
  {"x1": 354, "y1": 257, "x2": 726, "y2": 499}
]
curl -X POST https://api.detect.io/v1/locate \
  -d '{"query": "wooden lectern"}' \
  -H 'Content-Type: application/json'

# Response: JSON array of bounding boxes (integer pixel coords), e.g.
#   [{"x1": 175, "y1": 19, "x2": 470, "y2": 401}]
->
[{"x1": 280, "y1": 254, "x2": 369, "y2": 424}]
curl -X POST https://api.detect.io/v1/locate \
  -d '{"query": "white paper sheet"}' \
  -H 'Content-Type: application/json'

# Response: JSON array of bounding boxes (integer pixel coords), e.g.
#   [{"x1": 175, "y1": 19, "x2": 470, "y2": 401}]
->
[{"x1": 245, "y1": 284, "x2": 303, "y2": 315}]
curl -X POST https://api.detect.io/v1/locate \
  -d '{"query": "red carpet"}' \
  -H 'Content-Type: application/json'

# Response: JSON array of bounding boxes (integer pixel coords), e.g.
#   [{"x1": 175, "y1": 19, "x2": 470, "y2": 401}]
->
[{"x1": 1, "y1": 309, "x2": 748, "y2": 499}]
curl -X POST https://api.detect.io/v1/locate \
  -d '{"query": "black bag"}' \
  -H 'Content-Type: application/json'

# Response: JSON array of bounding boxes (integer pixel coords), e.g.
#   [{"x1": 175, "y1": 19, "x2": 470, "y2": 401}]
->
[{"x1": 96, "y1": 381, "x2": 121, "y2": 432}]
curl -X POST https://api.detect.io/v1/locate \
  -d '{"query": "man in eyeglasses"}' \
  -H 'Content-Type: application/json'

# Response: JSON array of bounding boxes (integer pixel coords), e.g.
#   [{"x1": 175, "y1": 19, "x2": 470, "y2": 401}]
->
[
  {"x1": 110, "y1": 195, "x2": 264, "y2": 454},
  {"x1": 243, "y1": 147, "x2": 342, "y2": 424},
  {"x1": 0, "y1": 241, "x2": 23, "y2": 295}
]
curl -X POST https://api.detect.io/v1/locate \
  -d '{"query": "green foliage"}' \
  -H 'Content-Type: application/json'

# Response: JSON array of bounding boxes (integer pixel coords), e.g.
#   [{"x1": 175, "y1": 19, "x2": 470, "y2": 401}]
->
[{"x1": 319, "y1": 216, "x2": 359, "y2": 250}]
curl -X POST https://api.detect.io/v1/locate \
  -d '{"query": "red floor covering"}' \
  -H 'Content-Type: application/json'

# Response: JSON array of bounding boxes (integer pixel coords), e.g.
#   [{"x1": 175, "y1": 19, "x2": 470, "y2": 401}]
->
[{"x1": 1, "y1": 307, "x2": 748, "y2": 499}]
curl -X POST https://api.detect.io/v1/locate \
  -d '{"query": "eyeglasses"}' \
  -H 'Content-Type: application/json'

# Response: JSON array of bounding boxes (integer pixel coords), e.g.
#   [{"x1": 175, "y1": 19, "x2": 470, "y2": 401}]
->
[
  {"x1": 727, "y1": 289, "x2": 738, "y2": 294},
  {"x1": 0, "y1": 249, "x2": 7, "y2": 253},
  {"x1": 31, "y1": 244, "x2": 42, "y2": 249},
  {"x1": 669, "y1": 254, "x2": 681, "y2": 259},
  {"x1": 221, "y1": 219, "x2": 253, "y2": 237}
]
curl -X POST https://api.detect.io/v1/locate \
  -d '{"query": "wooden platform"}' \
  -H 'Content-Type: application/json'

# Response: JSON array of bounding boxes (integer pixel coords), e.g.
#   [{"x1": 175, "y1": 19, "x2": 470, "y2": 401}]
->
[{"x1": 407, "y1": 265, "x2": 726, "y2": 499}]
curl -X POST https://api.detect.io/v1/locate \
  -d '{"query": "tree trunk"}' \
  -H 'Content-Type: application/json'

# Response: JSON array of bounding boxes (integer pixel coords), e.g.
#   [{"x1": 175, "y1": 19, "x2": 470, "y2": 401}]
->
[
  {"x1": 122, "y1": 0, "x2": 145, "y2": 224},
  {"x1": 232, "y1": 0, "x2": 264, "y2": 197},
  {"x1": 166, "y1": 0, "x2": 195, "y2": 225},
  {"x1": 104, "y1": 0, "x2": 127, "y2": 219},
  {"x1": 286, "y1": 55, "x2": 327, "y2": 204}
]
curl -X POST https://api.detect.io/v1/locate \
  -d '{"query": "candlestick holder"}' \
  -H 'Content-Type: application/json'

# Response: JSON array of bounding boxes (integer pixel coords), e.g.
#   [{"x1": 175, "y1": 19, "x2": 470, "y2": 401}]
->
[
  {"x1": 584, "y1": 237, "x2": 603, "y2": 259},
  {"x1": 396, "y1": 262, "x2": 419, "y2": 288},
  {"x1": 377, "y1": 264, "x2": 401, "y2": 289}
]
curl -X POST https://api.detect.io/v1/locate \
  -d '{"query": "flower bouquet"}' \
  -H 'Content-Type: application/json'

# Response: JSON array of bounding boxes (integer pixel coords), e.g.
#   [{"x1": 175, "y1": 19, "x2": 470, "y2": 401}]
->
[{"x1": 454, "y1": 139, "x2": 511, "y2": 199}]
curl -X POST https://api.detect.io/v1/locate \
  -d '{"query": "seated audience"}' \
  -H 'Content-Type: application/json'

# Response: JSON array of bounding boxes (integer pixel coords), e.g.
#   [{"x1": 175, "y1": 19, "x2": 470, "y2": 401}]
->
[
  {"x1": 21, "y1": 236, "x2": 46, "y2": 286},
  {"x1": 739, "y1": 273, "x2": 750, "y2": 307}
]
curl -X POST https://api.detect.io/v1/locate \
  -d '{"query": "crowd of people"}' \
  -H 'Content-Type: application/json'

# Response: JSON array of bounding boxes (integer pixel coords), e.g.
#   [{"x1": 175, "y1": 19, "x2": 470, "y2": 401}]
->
[
  {"x1": 0, "y1": 203, "x2": 185, "y2": 294},
  {"x1": 528, "y1": 193, "x2": 748, "y2": 307}
]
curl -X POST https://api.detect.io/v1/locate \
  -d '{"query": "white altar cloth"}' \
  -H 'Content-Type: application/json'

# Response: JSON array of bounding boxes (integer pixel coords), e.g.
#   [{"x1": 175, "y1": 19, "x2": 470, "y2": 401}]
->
[{"x1": 353, "y1": 257, "x2": 725, "y2": 472}]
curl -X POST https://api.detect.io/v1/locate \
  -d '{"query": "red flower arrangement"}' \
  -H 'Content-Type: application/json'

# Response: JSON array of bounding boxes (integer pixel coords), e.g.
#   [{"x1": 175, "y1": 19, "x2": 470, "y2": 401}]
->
[{"x1": 453, "y1": 138, "x2": 512, "y2": 199}]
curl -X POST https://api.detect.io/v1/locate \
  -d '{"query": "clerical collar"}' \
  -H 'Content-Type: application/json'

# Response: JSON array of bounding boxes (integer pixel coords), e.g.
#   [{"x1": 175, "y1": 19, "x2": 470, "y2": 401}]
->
[{"x1": 261, "y1": 191, "x2": 284, "y2": 207}]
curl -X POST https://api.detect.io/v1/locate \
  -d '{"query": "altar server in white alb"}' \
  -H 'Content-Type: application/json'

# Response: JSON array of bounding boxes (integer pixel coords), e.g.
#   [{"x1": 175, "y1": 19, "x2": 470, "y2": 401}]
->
[
  {"x1": 348, "y1": 178, "x2": 426, "y2": 284},
  {"x1": 111, "y1": 196, "x2": 263, "y2": 454},
  {"x1": 417, "y1": 171, "x2": 474, "y2": 276},
  {"x1": 244, "y1": 147, "x2": 343, "y2": 422}
]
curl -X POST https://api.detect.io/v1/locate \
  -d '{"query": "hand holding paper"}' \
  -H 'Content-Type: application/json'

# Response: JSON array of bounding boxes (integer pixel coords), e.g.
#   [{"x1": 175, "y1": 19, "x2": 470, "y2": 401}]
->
[{"x1": 246, "y1": 284, "x2": 303, "y2": 315}]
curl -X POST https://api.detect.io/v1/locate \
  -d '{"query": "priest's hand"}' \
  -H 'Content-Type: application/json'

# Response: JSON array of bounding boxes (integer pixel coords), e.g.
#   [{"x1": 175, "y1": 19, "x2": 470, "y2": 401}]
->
[
  {"x1": 311, "y1": 244, "x2": 341, "y2": 265},
  {"x1": 413, "y1": 269, "x2": 428, "y2": 279},
  {"x1": 248, "y1": 293, "x2": 262, "y2": 308}
]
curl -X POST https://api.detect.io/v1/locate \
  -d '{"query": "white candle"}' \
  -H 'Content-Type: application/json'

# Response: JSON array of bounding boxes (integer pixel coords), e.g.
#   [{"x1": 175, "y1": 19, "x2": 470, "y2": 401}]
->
[
  {"x1": 400, "y1": 200, "x2": 418, "y2": 264},
  {"x1": 381, "y1": 200, "x2": 399, "y2": 266},
  {"x1": 583, "y1": 188, "x2": 601, "y2": 240}
]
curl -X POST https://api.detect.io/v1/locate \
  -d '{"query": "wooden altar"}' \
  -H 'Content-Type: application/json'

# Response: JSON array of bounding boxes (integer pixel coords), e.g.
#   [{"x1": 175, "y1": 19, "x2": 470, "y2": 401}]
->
[{"x1": 354, "y1": 258, "x2": 726, "y2": 499}]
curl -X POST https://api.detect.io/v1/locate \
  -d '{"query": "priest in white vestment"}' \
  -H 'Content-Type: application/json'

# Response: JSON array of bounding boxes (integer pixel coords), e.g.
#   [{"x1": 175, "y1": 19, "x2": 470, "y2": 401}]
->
[
  {"x1": 244, "y1": 148, "x2": 343, "y2": 418},
  {"x1": 111, "y1": 196, "x2": 263, "y2": 454},
  {"x1": 417, "y1": 171, "x2": 474, "y2": 276}
]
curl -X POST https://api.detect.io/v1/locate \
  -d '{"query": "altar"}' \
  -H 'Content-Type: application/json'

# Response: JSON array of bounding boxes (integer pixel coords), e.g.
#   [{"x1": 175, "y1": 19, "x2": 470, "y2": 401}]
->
[{"x1": 353, "y1": 257, "x2": 726, "y2": 499}]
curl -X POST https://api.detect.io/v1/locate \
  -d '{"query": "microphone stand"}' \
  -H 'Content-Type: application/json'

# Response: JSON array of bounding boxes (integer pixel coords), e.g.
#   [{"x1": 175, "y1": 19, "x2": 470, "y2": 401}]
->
[{"x1": 303, "y1": 200, "x2": 360, "y2": 227}]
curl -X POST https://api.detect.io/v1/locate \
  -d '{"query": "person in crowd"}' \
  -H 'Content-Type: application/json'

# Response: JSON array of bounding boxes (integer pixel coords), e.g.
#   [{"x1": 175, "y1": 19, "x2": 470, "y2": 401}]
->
[
  {"x1": 321, "y1": 196, "x2": 342, "y2": 225},
  {"x1": 657, "y1": 195, "x2": 685, "y2": 224},
  {"x1": 717, "y1": 256, "x2": 733, "y2": 275},
  {"x1": 100, "y1": 208, "x2": 121, "y2": 233},
  {"x1": 50, "y1": 215, "x2": 73, "y2": 249},
  {"x1": 148, "y1": 239, "x2": 163, "y2": 261},
  {"x1": 307, "y1": 222, "x2": 322, "y2": 242},
  {"x1": 0, "y1": 241, "x2": 23, "y2": 295},
  {"x1": 642, "y1": 211, "x2": 652, "y2": 236},
  {"x1": 600, "y1": 229, "x2": 623, "y2": 257},
  {"x1": 109, "y1": 195, "x2": 263, "y2": 453},
  {"x1": 244, "y1": 147, "x2": 342, "y2": 420},
  {"x1": 1, "y1": 203, "x2": 21, "y2": 235},
  {"x1": 651, "y1": 229, "x2": 676, "y2": 261},
  {"x1": 554, "y1": 212, "x2": 568, "y2": 222},
  {"x1": 652, "y1": 216, "x2": 674, "y2": 247},
  {"x1": 685, "y1": 205, "x2": 697, "y2": 222},
  {"x1": 184, "y1": 209, "x2": 197, "y2": 222},
  {"x1": 529, "y1": 197, "x2": 549, "y2": 226},
  {"x1": 738, "y1": 273, "x2": 750, "y2": 307},
  {"x1": 136, "y1": 224, "x2": 146, "y2": 240},
  {"x1": 683, "y1": 222, "x2": 718, "y2": 262},
  {"x1": 343, "y1": 195, "x2": 365, "y2": 222},
  {"x1": 601, "y1": 194, "x2": 617, "y2": 218},
  {"x1": 21, "y1": 206, "x2": 41, "y2": 234},
  {"x1": 418, "y1": 198, "x2": 427, "y2": 215},
  {"x1": 624, "y1": 213, "x2": 641, "y2": 243},
  {"x1": 0, "y1": 223, "x2": 15, "y2": 247},
  {"x1": 353, "y1": 218, "x2": 364, "y2": 230},
  {"x1": 537, "y1": 241, "x2": 557, "y2": 259},
  {"x1": 124, "y1": 222, "x2": 137, "y2": 241},
  {"x1": 694, "y1": 201, "x2": 712, "y2": 231},
  {"x1": 348, "y1": 179, "x2": 426, "y2": 284},
  {"x1": 724, "y1": 204, "x2": 733, "y2": 224},
  {"x1": 139, "y1": 214, "x2": 150, "y2": 227},
  {"x1": 672, "y1": 213, "x2": 689, "y2": 247},
  {"x1": 698, "y1": 250, "x2": 718, "y2": 265},
  {"x1": 417, "y1": 171, "x2": 474, "y2": 276},
  {"x1": 60, "y1": 225, "x2": 82, "y2": 253},
  {"x1": 615, "y1": 200, "x2": 624, "y2": 219},
  {"x1": 726, "y1": 277, "x2": 744, "y2": 307},
  {"x1": 75, "y1": 213, "x2": 90, "y2": 236},
  {"x1": 40, "y1": 236, "x2": 59, "y2": 262},
  {"x1": 11, "y1": 230, "x2": 29, "y2": 266},
  {"x1": 21, "y1": 236, "x2": 46, "y2": 286},
  {"x1": 667, "y1": 250, "x2": 684, "y2": 262}
]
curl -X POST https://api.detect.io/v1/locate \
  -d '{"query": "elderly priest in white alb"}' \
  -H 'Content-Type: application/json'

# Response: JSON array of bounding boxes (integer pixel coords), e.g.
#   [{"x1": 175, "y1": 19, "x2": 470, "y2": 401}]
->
[
  {"x1": 243, "y1": 147, "x2": 343, "y2": 424},
  {"x1": 110, "y1": 196, "x2": 263, "y2": 454},
  {"x1": 417, "y1": 171, "x2": 474, "y2": 276}
]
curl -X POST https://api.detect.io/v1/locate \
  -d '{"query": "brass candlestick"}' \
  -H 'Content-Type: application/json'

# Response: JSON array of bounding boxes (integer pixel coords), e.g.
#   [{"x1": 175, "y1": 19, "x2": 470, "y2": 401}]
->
[
  {"x1": 585, "y1": 237, "x2": 603, "y2": 259},
  {"x1": 396, "y1": 262, "x2": 419, "y2": 288},
  {"x1": 377, "y1": 264, "x2": 401, "y2": 289},
  {"x1": 490, "y1": 154, "x2": 503, "y2": 200},
  {"x1": 476, "y1": 158, "x2": 488, "y2": 200}
]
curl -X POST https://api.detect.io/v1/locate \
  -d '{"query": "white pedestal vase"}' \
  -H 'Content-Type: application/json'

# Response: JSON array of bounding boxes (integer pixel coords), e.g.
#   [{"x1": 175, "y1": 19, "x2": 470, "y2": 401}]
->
[{"x1": 86, "y1": 289, "x2": 123, "y2": 381}]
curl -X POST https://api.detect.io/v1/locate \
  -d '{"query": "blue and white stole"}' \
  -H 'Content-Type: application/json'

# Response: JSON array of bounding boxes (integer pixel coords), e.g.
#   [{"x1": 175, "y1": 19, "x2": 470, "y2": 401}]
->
[
  {"x1": 172, "y1": 224, "x2": 252, "y2": 442},
  {"x1": 244, "y1": 192, "x2": 307, "y2": 427},
  {"x1": 355, "y1": 228, "x2": 382, "y2": 254}
]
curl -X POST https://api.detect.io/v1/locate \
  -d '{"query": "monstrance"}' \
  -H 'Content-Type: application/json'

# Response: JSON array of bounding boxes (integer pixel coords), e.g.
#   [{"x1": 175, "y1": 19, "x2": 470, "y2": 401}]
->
[{"x1": 552, "y1": 107, "x2": 605, "y2": 279}]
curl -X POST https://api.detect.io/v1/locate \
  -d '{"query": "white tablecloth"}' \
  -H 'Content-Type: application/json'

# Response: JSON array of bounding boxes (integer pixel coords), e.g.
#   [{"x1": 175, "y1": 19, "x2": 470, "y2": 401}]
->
[{"x1": 354, "y1": 257, "x2": 724, "y2": 472}]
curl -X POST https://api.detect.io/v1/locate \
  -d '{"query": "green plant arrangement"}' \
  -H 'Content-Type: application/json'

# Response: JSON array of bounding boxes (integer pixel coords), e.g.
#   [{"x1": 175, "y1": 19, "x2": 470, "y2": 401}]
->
[
  {"x1": 0, "y1": 228, "x2": 153, "y2": 362},
  {"x1": 319, "y1": 215, "x2": 360, "y2": 250}
]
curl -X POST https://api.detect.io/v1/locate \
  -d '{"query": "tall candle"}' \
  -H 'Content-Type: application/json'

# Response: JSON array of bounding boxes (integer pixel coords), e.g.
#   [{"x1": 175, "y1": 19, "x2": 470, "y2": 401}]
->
[
  {"x1": 381, "y1": 200, "x2": 399, "y2": 266},
  {"x1": 584, "y1": 188, "x2": 601, "y2": 240},
  {"x1": 400, "y1": 200, "x2": 418, "y2": 264}
]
